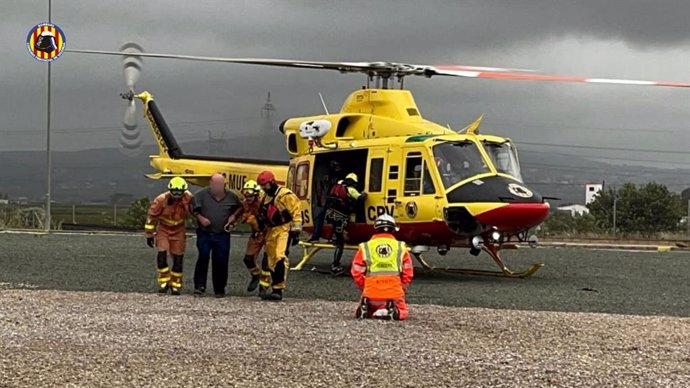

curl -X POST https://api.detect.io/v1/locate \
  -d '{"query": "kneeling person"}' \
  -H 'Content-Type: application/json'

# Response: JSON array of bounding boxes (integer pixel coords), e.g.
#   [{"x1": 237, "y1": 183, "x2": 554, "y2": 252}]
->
[{"x1": 351, "y1": 214, "x2": 413, "y2": 320}]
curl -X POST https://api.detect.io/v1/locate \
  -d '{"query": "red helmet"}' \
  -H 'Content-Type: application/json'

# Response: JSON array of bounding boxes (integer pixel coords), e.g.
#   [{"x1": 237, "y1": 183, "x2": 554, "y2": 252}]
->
[{"x1": 257, "y1": 170, "x2": 276, "y2": 185}]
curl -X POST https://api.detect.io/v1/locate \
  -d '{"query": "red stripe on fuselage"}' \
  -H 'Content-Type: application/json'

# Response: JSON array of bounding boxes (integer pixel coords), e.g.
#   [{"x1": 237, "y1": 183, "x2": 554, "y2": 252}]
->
[{"x1": 473, "y1": 202, "x2": 549, "y2": 233}]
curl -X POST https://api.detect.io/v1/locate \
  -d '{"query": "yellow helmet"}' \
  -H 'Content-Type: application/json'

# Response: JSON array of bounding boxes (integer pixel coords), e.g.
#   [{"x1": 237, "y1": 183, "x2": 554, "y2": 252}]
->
[
  {"x1": 242, "y1": 179, "x2": 261, "y2": 196},
  {"x1": 168, "y1": 176, "x2": 188, "y2": 197},
  {"x1": 346, "y1": 173, "x2": 358, "y2": 183}
]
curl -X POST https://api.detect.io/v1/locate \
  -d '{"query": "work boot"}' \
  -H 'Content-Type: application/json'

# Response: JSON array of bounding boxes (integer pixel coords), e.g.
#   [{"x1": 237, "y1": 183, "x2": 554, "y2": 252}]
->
[
  {"x1": 247, "y1": 274, "x2": 260, "y2": 292},
  {"x1": 156, "y1": 265, "x2": 171, "y2": 294},
  {"x1": 330, "y1": 265, "x2": 345, "y2": 277},
  {"x1": 169, "y1": 271, "x2": 183, "y2": 296},
  {"x1": 355, "y1": 297, "x2": 369, "y2": 319},
  {"x1": 258, "y1": 286, "x2": 270, "y2": 299},
  {"x1": 386, "y1": 300, "x2": 400, "y2": 321},
  {"x1": 263, "y1": 289, "x2": 283, "y2": 301},
  {"x1": 158, "y1": 283, "x2": 169, "y2": 294}
]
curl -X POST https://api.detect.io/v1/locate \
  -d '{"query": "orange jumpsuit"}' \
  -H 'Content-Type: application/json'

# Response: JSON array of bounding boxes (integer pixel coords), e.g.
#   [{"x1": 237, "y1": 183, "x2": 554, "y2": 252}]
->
[
  {"x1": 350, "y1": 233, "x2": 414, "y2": 320},
  {"x1": 145, "y1": 191, "x2": 192, "y2": 290},
  {"x1": 145, "y1": 191, "x2": 193, "y2": 255},
  {"x1": 240, "y1": 193, "x2": 265, "y2": 275}
]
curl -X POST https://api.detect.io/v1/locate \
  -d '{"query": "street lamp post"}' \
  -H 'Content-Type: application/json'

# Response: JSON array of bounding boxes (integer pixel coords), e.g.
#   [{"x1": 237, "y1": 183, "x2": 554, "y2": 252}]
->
[
  {"x1": 44, "y1": 0, "x2": 53, "y2": 232},
  {"x1": 612, "y1": 196, "x2": 619, "y2": 237}
]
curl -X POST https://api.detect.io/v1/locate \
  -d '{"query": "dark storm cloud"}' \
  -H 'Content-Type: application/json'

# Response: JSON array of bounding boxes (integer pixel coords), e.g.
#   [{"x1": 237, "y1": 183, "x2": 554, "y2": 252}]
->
[{"x1": 1, "y1": 0, "x2": 689, "y2": 159}]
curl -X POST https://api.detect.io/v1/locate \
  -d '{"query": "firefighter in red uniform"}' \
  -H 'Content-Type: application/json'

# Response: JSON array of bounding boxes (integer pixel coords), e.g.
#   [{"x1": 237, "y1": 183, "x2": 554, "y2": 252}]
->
[
  {"x1": 351, "y1": 214, "x2": 414, "y2": 320},
  {"x1": 145, "y1": 177, "x2": 193, "y2": 295},
  {"x1": 256, "y1": 170, "x2": 302, "y2": 301},
  {"x1": 238, "y1": 179, "x2": 266, "y2": 292}
]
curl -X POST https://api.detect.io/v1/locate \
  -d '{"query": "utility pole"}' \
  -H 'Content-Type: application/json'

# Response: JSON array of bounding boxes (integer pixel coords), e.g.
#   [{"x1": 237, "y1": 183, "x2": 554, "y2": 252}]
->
[
  {"x1": 612, "y1": 196, "x2": 619, "y2": 237},
  {"x1": 44, "y1": 0, "x2": 53, "y2": 232}
]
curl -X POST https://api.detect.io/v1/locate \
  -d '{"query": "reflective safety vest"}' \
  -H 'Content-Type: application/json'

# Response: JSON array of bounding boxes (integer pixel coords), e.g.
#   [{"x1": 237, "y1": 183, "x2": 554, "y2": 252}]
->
[{"x1": 360, "y1": 237, "x2": 406, "y2": 299}]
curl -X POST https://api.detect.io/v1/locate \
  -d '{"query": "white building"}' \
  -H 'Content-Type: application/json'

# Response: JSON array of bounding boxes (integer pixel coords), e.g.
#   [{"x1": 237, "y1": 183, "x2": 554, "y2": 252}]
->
[
  {"x1": 558, "y1": 204, "x2": 590, "y2": 216},
  {"x1": 585, "y1": 183, "x2": 603, "y2": 205}
]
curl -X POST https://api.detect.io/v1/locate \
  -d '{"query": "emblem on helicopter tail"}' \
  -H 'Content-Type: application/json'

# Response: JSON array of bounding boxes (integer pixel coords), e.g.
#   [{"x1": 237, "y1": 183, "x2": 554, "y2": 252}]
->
[
  {"x1": 405, "y1": 201, "x2": 418, "y2": 218},
  {"x1": 27, "y1": 23, "x2": 66, "y2": 62},
  {"x1": 507, "y1": 183, "x2": 533, "y2": 198}
]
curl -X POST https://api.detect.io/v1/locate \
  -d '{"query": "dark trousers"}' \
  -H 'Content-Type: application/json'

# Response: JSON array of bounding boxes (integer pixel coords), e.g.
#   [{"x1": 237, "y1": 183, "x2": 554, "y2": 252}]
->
[
  {"x1": 310, "y1": 206, "x2": 326, "y2": 239},
  {"x1": 194, "y1": 229, "x2": 231, "y2": 295}
]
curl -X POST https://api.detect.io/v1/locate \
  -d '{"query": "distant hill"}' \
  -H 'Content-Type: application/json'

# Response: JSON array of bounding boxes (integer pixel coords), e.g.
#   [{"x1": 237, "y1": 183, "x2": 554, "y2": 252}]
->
[
  {"x1": 0, "y1": 131, "x2": 288, "y2": 203},
  {"x1": 1, "y1": 136, "x2": 688, "y2": 206}
]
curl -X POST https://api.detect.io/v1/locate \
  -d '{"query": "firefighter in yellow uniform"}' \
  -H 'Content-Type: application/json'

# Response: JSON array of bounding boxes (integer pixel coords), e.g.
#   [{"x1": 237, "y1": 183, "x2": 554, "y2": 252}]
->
[
  {"x1": 256, "y1": 170, "x2": 302, "y2": 301},
  {"x1": 145, "y1": 177, "x2": 193, "y2": 295},
  {"x1": 238, "y1": 179, "x2": 266, "y2": 292}
]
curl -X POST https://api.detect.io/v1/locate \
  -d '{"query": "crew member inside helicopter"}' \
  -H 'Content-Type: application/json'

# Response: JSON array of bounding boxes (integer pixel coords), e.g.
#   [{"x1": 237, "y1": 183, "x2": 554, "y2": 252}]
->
[
  {"x1": 324, "y1": 172, "x2": 366, "y2": 276},
  {"x1": 308, "y1": 160, "x2": 344, "y2": 242}
]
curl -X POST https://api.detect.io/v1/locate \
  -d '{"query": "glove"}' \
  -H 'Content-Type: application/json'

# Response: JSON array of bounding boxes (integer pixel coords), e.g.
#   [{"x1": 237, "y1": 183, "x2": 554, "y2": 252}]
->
[{"x1": 146, "y1": 237, "x2": 155, "y2": 248}]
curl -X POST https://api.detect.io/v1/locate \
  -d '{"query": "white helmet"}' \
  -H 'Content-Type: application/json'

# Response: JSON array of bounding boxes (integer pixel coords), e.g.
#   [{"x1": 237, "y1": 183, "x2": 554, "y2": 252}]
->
[{"x1": 374, "y1": 214, "x2": 399, "y2": 232}]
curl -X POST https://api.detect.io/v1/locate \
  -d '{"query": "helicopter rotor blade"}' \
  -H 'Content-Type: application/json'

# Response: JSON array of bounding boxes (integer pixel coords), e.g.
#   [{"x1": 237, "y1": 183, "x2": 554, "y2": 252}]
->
[
  {"x1": 67, "y1": 49, "x2": 376, "y2": 73},
  {"x1": 66, "y1": 48, "x2": 690, "y2": 88},
  {"x1": 429, "y1": 65, "x2": 690, "y2": 88}
]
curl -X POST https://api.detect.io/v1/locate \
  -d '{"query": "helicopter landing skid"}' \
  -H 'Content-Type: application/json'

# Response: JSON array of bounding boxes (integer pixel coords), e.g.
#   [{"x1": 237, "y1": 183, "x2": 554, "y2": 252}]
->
[
  {"x1": 412, "y1": 243, "x2": 543, "y2": 279},
  {"x1": 292, "y1": 241, "x2": 359, "y2": 271}
]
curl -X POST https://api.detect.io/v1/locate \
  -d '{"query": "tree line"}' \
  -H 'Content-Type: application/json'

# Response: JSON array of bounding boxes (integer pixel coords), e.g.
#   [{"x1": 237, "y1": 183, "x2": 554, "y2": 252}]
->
[{"x1": 540, "y1": 182, "x2": 689, "y2": 237}]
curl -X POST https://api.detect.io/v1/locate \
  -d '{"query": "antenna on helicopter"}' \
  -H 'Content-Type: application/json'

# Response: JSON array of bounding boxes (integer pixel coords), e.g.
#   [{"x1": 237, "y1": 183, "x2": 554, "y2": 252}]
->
[{"x1": 318, "y1": 92, "x2": 330, "y2": 115}]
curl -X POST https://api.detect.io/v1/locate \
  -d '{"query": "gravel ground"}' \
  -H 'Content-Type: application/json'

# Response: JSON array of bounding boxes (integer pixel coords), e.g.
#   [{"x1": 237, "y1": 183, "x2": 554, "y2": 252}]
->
[
  {"x1": 0, "y1": 233, "x2": 689, "y2": 316},
  {"x1": 0, "y1": 290, "x2": 688, "y2": 387}
]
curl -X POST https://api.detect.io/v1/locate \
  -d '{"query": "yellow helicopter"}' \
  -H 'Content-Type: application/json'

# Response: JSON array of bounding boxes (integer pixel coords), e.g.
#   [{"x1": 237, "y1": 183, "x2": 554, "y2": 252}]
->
[{"x1": 67, "y1": 46, "x2": 690, "y2": 278}]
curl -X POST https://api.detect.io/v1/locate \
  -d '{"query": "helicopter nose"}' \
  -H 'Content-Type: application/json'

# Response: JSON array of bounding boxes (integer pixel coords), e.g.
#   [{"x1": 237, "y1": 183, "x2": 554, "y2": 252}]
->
[{"x1": 473, "y1": 202, "x2": 550, "y2": 232}]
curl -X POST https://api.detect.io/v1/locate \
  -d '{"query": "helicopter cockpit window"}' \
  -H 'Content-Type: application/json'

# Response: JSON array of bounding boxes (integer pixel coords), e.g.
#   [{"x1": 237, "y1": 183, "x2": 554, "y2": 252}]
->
[
  {"x1": 483, "y1": 141, "x2": 522, "y2": 181},
  {"x1": 433, "y1": 141, "x2": 491, "y2": 189},
  {"x1": 404, "y1": 153, "x2": 435, "y2": 196}
]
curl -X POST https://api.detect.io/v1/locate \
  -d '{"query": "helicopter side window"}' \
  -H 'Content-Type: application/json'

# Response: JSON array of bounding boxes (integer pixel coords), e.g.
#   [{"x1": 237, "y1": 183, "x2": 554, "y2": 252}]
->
[
  {"x1": 404, "y1": 153, "x2": 435, "y2": 196},
  {"x1": 422, "y1": 164, "x2": 435, "y2": 195},
  {"x1": 286, "y1": 165, "x2": 296, "y2": 192},
  {"x1": 404, "y1": 154, "x2": 426, "y2": 196},
  {"x1": 369, "y1": 158, "x2": 384, "y2": 192},
  {"x1": 433, "y1": 141, "x2": 491, "y2": 189},
  {"x1": 295, "y1": 162, "x2": 310, "y2": 199}
]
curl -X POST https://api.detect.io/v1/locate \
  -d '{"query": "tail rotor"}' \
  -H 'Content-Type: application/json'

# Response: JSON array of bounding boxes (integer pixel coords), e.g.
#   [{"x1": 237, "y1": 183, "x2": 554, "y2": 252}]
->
[{"x1": 119, "y1": 42, "x2": 144, "y2": 155}]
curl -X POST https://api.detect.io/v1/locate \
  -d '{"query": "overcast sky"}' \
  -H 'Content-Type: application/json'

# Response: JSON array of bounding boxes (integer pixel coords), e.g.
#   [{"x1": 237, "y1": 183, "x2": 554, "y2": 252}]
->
[{"x1": 1, "y1": 0, "x2": 689, "y2": 167}]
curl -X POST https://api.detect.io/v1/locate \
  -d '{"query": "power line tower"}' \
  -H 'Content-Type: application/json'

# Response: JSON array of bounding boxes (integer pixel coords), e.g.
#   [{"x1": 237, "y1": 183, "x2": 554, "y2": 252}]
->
[
  {"x1": 260, "y1": 91, "x2": 276, "y2": 119},
  {"x1": 261, "y1": 91, "x2": 277, "y2": 132}
]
